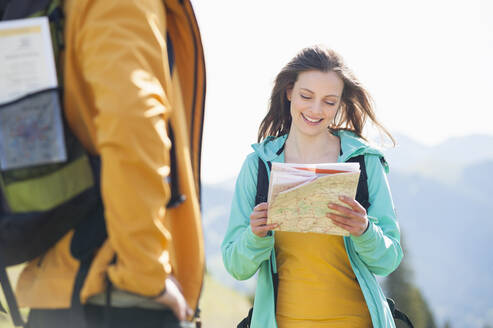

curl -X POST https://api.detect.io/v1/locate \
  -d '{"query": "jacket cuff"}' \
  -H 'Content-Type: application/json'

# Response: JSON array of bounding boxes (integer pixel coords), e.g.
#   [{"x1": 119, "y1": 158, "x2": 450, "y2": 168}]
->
[
  {"x1": 350, "y1": 216, "x2": 378, "y2": 246},
  {"x1": 246, "y1": 226, "x2": 275, "y2": 249}
]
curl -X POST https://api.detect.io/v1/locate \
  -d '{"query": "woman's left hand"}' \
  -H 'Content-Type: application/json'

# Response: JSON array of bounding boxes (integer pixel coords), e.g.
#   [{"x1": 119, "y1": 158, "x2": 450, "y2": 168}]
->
[{"x1": 327, "y1": 196, "x2": 369, "y2": 237}]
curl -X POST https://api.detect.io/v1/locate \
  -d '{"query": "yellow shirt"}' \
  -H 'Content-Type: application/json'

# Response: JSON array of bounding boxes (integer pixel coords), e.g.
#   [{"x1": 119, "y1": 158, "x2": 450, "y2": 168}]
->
[{"x1": 275, "y1": 231, "x2": 372, "y2": 328}]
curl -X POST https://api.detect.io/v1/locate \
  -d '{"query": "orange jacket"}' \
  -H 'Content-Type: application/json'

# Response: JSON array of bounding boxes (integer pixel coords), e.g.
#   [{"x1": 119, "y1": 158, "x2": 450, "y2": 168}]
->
[{"x1": 16, "y1": 0, "x2": 206, "y2": 312}]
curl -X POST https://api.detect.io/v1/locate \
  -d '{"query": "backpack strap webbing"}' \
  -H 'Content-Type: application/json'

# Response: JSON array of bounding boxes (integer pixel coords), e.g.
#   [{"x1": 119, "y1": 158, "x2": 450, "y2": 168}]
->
[
  {"x1": 387, "y1": 298, "x2": 414, "y2": 328},
  {"x1": 166, "y1": 123, "x2": 186, "y2": 208},
  {"x1": 255, "y1": 158, "x2": 277, "y2": 313},
  {"x1": 346, "y1": 155, "x2": 371, "y2": 211},
  {"x1": 255, "y1": 158, "x2": 270, "y2": 205}
]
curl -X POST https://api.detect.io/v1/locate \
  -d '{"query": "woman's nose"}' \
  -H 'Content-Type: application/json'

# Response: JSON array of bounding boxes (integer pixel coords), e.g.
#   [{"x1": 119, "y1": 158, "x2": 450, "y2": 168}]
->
[{"x1": 310, "y1": 101, "x2": 323, "y2": 114}]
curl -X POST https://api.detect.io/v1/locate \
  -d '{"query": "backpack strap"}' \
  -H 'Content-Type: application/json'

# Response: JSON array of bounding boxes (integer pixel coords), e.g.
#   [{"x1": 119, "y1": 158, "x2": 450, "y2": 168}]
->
[
  {"x1": 346, "y1": 155, "x2": 371, "y2": 211},
  {"x1": 163, "y1": 30, "x2": 185, "y2": 209},
  {"x1": 387, "y1": 298, "x2": 414, "y2": 328},
  {"x1": 255, "y1": 157, "x2": 270, "y2": 206},
  {"x1": 255, "y1": 157, "x2": 279, "y2": 314},
  {"x1": 236, "y1": 307, "x2": 253, "y2": 328},
  {"x1": 166, "y1": 123, "x2": 186, "y2": 208}
]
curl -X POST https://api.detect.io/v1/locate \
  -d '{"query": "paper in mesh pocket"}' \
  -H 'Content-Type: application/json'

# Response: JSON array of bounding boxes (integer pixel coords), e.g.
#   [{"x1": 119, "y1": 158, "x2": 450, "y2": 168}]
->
[{"x1": 0, "y1": 88, "x2": 67, "y2": 170}]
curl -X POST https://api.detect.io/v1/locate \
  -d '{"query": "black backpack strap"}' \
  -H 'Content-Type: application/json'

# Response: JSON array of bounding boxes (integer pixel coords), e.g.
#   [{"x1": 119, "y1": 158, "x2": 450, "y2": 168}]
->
[
  {"x1": 166, "y1": 123, "x2": 186, "y2": 208},
  {"x1": 387, "y1": 298, "x2": 414, "y2": 328},
  {"x1": 346, "y1": 155, "x2": 370, "y2": 211},
  {"x1": 255, "y1": 157, "x2": 270, "y2": 206},
  {"x1": 163, "y1": 31, "x2": 184, "y2": 209},
  {"x1": 236, "y1": 307, "x2": 253, "y2": 328},
  {"x1": 69, "y1": 156, "x2": 105, "y2": 328},
  {"x1": 270, "y1": 258, "x2": 279, "y2": 313},
  {"x1": 255, "y1": 157, "x2": 279, "y2": 314},
  {"x1": 237, "y1": 157, "x2": 271, "y2": 328}
]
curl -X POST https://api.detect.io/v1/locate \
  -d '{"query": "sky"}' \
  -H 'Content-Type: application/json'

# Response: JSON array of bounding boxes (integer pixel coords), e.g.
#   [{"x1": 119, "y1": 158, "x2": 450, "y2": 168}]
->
[{"x1": 192, "y1": 0, "x2": 493, "y2": 184}]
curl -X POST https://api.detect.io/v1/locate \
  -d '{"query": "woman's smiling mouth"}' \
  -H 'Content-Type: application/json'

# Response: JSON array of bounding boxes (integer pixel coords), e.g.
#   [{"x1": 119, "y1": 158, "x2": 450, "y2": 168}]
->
[{"x1": 301, "y1": 113, "x2": 323, "y2": 124}]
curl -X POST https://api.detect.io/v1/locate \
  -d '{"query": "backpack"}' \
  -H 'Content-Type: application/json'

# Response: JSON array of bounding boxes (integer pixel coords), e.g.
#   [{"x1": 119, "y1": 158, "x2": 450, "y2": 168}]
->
[
  {"x1": 0, "y1": 1, "x2": 182, "y2": 326},
  {"x1": 237, "y1": 153, "x2": 414, "y2": 328},
  {"x1": 0, "y1": 1, "x2": 102, "y2": 326}
]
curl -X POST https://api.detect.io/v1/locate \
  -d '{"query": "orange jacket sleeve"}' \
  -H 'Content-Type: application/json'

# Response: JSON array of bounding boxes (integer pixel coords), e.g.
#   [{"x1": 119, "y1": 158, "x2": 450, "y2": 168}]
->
[{"x1": 76, "y1": 0, "x2": 173, "y2": 296}]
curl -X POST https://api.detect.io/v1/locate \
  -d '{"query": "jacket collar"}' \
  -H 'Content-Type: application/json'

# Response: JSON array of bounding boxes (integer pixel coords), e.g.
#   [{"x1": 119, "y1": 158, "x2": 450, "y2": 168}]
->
[
  {"x1": 251, "y1": 134, "x2": 287, "y2": 162},
  {"x1": 335, "y1": 130, "x2": 385, "y2": 162},
  {"x1": 252, "y1": 130, "x2": 387, "y2": 169}
]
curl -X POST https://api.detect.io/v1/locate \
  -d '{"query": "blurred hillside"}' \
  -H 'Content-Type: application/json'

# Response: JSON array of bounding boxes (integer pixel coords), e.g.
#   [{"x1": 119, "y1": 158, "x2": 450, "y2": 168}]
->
[{"x1": 202, "y1": 133, "x2": 493, "y2": 328}]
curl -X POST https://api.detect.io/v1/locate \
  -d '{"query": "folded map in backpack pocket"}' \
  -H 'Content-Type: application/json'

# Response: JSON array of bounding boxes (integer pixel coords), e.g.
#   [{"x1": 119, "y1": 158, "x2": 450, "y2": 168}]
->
[
  {"x1": 0, "y1": 88, "x2": 67, "y2": 170},
  {"x1": 0, "y1": 17, "x2": 64, "y2": 171}
]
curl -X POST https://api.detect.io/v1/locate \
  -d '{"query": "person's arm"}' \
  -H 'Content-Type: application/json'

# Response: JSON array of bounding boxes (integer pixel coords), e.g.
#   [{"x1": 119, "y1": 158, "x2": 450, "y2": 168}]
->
[
  {"x1": 350, "y1": 155, "x2": 403, "y2": 276},
  {"x1": 221, "y1": 154, "x2": 275, "y2": 280},
  {"x1": 77, "y1": 0, "x2": 172, "y2": 296}
]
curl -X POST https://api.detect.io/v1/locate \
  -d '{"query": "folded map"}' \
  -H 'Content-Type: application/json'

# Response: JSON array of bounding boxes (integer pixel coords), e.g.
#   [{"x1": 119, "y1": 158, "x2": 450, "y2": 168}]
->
[{"x1": 267, "y1": 162, "x2": 360, "y2": 236}]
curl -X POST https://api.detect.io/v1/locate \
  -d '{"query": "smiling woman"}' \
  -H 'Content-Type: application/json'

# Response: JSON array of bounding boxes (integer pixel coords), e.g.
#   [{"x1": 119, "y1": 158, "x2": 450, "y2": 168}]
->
[
  {"x1": 221, "y1": 45, "x2": 403, "y2": 328},
  {"x1": 258, "y1": 46, "x2": 394, "y2": 147},
  {"x1": 287, "y1": 71, "x2": 343, "y2": 137}
]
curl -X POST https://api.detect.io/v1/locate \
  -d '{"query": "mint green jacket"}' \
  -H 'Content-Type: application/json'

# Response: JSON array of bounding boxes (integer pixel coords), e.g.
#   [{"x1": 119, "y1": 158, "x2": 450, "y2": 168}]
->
[{"x1": 221, "y1": 131, "x2": 403, "y2": 328}]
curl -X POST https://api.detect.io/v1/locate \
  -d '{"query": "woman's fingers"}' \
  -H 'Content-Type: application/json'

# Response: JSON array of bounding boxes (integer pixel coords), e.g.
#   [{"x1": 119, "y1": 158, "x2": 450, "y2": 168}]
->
[
  {"x1": 328, "y1": 212, "x2": 368, "y2": 236},
  {"x1": 251, "y1": 217, "x2": 268, "y2": 227},
  {"x1": 337, "y1": 196, "x2": 366, "y2": 214},
  {"x1": 328, "y1": 215, "x2": 354, "y2": 231},
  {"x1": 329, "y1": 212, "x2": 362, "y2": 225},
  {"x1": 254, "y1": 223, "x2": 278, "y2": 232},
  {"x1": 327, "y1": 197, "x2": 368, "y2": 236},
  {"x1": 250, "y1": 203, "x2": 278, "y2": 237},
  {"x1": 329, "y1": 213, "x2": 361, "y2": 234},
  {"x1": 250, "y1": 210, "x2": 267, "y2": 221},
  {"x1": 328, "y1": 203, "x2": 355, "y2": 217},
  {"x1": 253, "y1": 202, "x2": 268, "y2": 211},
  {"x1": 251, "y1": 218, "x2": 277, "y2": 230},
  {"x1": 250, "y1": 202, "x2": 268, "y2": 221}
]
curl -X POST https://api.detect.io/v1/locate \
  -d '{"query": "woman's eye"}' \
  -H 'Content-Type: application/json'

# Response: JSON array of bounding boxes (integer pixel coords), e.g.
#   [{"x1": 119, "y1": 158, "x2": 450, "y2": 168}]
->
[
  {"x1": 300, "y1": 94, "x2": 311, "y2": 99},
  {"x1": 325, "y1": 101, "x2": 336, "y2": 106}
]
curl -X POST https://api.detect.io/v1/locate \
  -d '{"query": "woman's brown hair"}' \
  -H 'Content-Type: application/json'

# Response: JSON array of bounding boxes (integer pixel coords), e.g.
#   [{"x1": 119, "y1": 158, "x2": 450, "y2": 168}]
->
[{"x1": 257, "y1": 45, "x2": 394, "y2": 145}]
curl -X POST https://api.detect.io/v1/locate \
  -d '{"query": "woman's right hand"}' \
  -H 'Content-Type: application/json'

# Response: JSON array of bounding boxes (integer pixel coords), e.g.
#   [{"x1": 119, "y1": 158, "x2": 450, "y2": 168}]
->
[{"x1": 250, "y1": 202, "x2": 278, "y2": 237}]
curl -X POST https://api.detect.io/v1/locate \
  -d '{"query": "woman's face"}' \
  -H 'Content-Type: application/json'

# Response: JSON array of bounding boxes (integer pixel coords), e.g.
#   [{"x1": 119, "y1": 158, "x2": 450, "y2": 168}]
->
[{"x1": 287, "y1": 70, "x2": 344, "y2": 137}]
